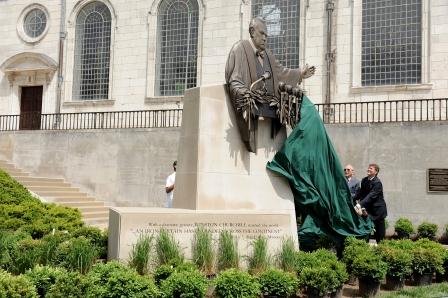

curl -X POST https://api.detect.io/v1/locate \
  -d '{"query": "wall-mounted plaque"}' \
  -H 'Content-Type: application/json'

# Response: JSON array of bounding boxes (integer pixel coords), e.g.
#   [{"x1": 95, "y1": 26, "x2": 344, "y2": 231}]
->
[{"x1": 427, "y1": 168, "x2": 448, "y2": 192}]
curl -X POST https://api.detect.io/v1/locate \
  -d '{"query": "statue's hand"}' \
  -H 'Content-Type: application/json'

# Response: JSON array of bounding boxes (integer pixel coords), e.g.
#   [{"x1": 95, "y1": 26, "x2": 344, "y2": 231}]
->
[{"x1": 301, "y1": 64, "x2": 316, "y2": 79}]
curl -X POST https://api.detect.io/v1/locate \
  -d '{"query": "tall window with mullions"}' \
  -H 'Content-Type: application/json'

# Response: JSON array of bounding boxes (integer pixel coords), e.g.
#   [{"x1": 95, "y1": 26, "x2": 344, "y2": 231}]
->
[
  {"x1": 252, "y1": 0, "x2": 300, "y2": 69},
  {"x1": 362, "y1": 0, "x2": 422, "y2": 86},
  {"x1": 156, "y1": 0, "x2": 199, "y2": 96},
  {"x1": 73, "y1": 2, "x2": 111, "y2": 100}
]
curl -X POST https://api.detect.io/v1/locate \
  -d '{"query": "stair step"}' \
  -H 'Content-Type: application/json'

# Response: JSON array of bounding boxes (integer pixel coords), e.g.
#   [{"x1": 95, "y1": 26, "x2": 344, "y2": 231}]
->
[
  {"x1": 21, "y1": 181, "x2": 71, "y2": 187},
  {"x1": 59, "y1": 201, "x2": 106, "y2": 208},
  {"x1": 4, "y1": 170, "x2": 30, "y2": 176},
  {"x1": 82, "y1": 211, "x2": 109, "y2": 219},
  {"x1": 14, "y1": 176, "x2": 65, "y2": 183},
  {"x1": 27, "y1": 186, "x2": 80, "y2": 192},
  {"x1": 75, "y1": 206, "x2": 110, "y2": 213},
  {"x1": 52, "y1": 197, "x2": 98, "y2": 203},
  {"x1": 36, "y1": 191, "x2": 88, "y2": 197}
]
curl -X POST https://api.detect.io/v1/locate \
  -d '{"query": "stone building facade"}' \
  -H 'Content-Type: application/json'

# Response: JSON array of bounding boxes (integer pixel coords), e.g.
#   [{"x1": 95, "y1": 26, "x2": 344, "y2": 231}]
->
[{"x1": 1, "y1": 0, "x2": 447, "y2": 118}]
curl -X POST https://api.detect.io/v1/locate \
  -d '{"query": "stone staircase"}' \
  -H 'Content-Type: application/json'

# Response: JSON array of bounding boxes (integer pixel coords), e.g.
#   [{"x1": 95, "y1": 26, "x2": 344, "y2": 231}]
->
[{"x1": 0, "y1": 159, "x2": 109, "y2": 229}]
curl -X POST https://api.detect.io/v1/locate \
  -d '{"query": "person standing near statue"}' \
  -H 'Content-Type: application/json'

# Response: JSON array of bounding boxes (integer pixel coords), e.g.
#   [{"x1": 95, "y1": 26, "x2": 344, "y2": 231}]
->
[
  {"x1": 354, "y1": 163, "x2": 388, "y2": 243},
  {"x1": 225, "y1": 17, "x2": 315, "y2": 152},
  {"x1": 344, "y1": 164, "x2": 360, "y2": 203},
  {"x1": 165, "y1": 160, "x2": 176, "y2": 208}
]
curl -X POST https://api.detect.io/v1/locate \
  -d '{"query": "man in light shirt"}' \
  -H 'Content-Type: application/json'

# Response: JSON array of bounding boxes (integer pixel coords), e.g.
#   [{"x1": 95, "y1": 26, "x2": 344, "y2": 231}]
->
[{"x1": 165, "y1": 160, "x2": 176, "y2": 208}]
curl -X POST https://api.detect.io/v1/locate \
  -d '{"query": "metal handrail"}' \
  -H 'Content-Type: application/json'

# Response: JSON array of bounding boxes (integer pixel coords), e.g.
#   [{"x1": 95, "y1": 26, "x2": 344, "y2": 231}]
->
[{"x1": 1, "y1": 98, "x2": 448, "y2": 131}]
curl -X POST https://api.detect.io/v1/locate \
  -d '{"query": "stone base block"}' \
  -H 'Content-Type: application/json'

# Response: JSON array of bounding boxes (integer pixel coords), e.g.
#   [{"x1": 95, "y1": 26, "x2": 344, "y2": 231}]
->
[{"x1": 108, "y1": 207, "x2": 296, "y2": 263}]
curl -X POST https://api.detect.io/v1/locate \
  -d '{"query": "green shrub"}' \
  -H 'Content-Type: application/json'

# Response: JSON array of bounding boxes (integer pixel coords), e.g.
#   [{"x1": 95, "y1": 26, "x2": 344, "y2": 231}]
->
[
  {"x1": 379, "y1": 239, "x2": 415, "y2": 251},
  {"x1": 298, "y1": 266, "x2": 341, "y2": 297},
  {"x1": 46, "y1": 271, "x2": 92, "y2": 298},
  {"x1": 257, "y1": 268, "x2": 298, "y2": 297},
  {"x1": 417, "y1": 222, "x2": 438, "y2": 240},
  {"x1": 214, "y1": 268, "x2": 261, "y2": 298},
  {"x1": 394, "y1": 218, "x2": 414, "y2": 239},
  {"x1": 294, "y1": 251, "x2": 319, "y2": 276},
  {"x1": 87, "y1": 261, "x2": 159, "y2": 298},
  {"x1": 352, "y1": 249, "x2": 387, "y2": 281},
  {"x1": 378, "y1": 244, "x2": 413, "y2": 279},
  {"x1": 160, "y1": 269, "x2": 208, "y2": 298},
  {"x1": 72, "y1": 226, "x2": 108, "y2": 259},
  {"x1": 153, "y1": 261, "x2": 198, "y2": 285},
  {"x1": 0, "y1": 230, "x2": 32, "y2": 271},
  {"x1": 341, "y1": 237, "x2": 370, "y2": 275},
  {"x1": 0, "y1": 269, "x2": 38, "y2": 298},
  {"x1": 10, "y1": 238, "x2": 42, "y2": 274},
  {"x1": 40, "y1": 232, "x2": 70, "y2": 266},
  {"x1": 129, "y1": 233, "x2": 153, "y2": 275},
  {"x1": 155, "y1": 228, "x2": 184, "y2": 266},
  {"x1": 412, "y1": 247, "x2": 444, "y2": 275},
  {"x1": 217, "y1": 230, "x2": 239, "y2": 271},
  {"x1": 25, "y1": 265, "x2": 66, "y2": 297},
  {"x1": 192, "y1": 227, "x2": 215, "y2": 275},
  {"x1": 277, "y1": 237, "x2": 296, "y2": 273},
  {"x1": 154, "y1": 264, "x2": 175, "y2": 285},
  {"x1": 57, "y1": 237, "x2": 98, "y2": 274},
  {"x1": 413, "y1": 238, "x2": 445, "y2": 275},
  {"x1": 247, "y1": 235, "x2": 270, "y2": 275}
]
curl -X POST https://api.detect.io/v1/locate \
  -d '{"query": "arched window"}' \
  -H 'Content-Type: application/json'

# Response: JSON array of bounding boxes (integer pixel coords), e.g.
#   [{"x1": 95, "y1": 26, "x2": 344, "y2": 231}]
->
[
  {"x1": 73, "y1": 2, "x2": 111, "y2": 100},
  {"x1": 156, "y1": 0, "x2": 199, "y2": 96},
  {"x1": 252, "y1": 0, "x2": 300, "y2": 68}
]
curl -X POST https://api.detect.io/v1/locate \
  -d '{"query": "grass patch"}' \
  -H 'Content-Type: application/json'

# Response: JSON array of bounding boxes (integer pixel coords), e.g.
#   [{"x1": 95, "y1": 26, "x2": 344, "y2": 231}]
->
[{"x1": 380, "y1": 282, "x2": 448, "y2": 298}]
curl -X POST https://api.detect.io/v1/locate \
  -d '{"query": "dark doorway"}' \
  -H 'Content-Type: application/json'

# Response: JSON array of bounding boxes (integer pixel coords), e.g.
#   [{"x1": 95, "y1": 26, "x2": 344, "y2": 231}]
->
[{"x1": 20, "y1": 86, "x2": 43, "y2": 130}]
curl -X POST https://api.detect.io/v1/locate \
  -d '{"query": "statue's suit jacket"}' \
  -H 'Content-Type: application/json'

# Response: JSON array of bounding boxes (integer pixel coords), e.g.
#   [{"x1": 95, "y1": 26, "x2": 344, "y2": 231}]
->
[
  {"x1": 225, "y1": 40, "x2": 302, "y2": 152},
  {"x1": 355, "y1": 176, "x2": 387, "y2": 221}
]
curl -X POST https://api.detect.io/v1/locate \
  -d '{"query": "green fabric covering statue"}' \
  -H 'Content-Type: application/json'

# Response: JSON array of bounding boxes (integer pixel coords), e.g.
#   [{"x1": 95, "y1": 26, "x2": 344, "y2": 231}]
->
[{"x1": 267, "y1": 96, "x2": 373, "y2": 250}]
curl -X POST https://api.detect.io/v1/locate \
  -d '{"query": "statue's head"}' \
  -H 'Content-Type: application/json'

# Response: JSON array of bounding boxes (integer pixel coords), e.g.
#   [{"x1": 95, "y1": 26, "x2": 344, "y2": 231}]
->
[{"x1": 249, "y1": 17, "x2": 267, "y2": 51}]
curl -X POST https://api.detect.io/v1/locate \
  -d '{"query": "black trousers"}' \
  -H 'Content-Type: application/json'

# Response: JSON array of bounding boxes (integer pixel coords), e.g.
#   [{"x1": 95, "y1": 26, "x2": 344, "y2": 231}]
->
[{"x1": 373, "y1": 218, "x2": 386, "y2": 243}]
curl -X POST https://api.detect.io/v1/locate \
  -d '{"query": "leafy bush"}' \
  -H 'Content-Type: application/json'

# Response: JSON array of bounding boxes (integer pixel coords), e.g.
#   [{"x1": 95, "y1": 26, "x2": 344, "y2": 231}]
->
[
  {"x1": 40, "y1": 232, "x2": 70, "y2": 266},
  {"x1": 394, "y1": 218, "x2": 414, "y2": 239},
  {"x1": 192, "y1": 227, "x2": 215, "y2": 275},
  {"x1": 160, "y1": 269, "x2": 208, "y2": 298},
  {"x1": 341, "y1": 237, "x2": 370, "y2": 275},
  {"x1": 298, "y1": 266, "x2": 341, "y2": 297},
  {"x1": 417, "y1": 222, "x2": 438, "y2": 240},
  {"x1": 10, "y1": 238, "x2": 42, "y2": 274},
  {"x1": 72, "y1": 226, "x2": 108, "y2": 259},
  {"x1": 154, "y1": 264, "x2": 175, "y2": 285},
  {"x1": 413, "y1": 238, "x2": 445, "y2": 275},
  {"x1": 46, "y1": 271, "x2": 92, "y2": 298},
  {"x1": 352, "y1": 249, "x2": 387, "y2": 281},
  {"x1": 412, "y1": 247, "x2": 444, "y2": 275},
  {"x1": 247, "y1": 235, "x2": 270, "y2": 275},
  {"x1": 214, "y1": 268, "x2": 261, "y2": 298},
  {"x1": 155, "y1": 228, "x2": 184, "y2": 266},
  {"x1": 25, "y1": 265, "x2": 67, "y2": 297},
  {"x1": 277, "y1": 237, "x2": 296, "y2": 273},
  {"x1": 129, "y1": 233, "x2": 153, "y2": 275},
  {"x1": 0, "y1": 269, "x2": 38, "y2": 298},
  {"x1": 217, "y1": 230, "x2": 239, "y2": 271},
  {"x1": 0, "y1": 230, "x2": 32, "y2": 271},
  {"x1": 153, "y1": 261, "x2": 197, "y2": 285},
  {"x1": 56, "y1": 237, "x2": 98, "y2": 274},
  {"x1": 295, "y1": 250, "x2": 347, "y2": 295},
  {"x1": 87, "y1": 261, "x2": 159, "y2": 298},
  {"x1": 257, "y1": 268, "x2": 298, "y2": 297},
  {"x1": 0, "y1": 170, "x2": 84, "y2": 237},
  {"x1": 378, "y1": 244, "x2": 413, "y2": 279}
]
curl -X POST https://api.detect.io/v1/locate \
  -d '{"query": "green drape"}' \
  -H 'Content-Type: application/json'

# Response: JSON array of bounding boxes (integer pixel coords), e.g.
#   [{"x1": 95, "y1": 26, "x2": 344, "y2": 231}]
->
[{"x1": 267, "y1": 96, "x2": 373, "y2": 248}]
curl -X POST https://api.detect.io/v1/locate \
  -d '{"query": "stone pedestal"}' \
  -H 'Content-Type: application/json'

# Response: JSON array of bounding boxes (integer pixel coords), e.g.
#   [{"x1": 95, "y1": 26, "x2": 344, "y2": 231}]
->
[{"x1": 108, "y1": 85, "x2": 298, "y2": 262}]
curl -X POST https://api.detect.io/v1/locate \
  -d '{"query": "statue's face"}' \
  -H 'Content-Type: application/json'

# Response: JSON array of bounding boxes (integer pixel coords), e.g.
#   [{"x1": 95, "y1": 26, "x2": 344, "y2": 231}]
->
[{"x1": 251, "y1": 21, "x2": 267, "y2": 51}]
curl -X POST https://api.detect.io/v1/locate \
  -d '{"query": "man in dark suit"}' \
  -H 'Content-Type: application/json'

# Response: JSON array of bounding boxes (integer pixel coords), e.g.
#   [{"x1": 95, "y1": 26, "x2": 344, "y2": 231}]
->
[{"x1": 354, "y1": 163, "x2": 387, "y2": 243}]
